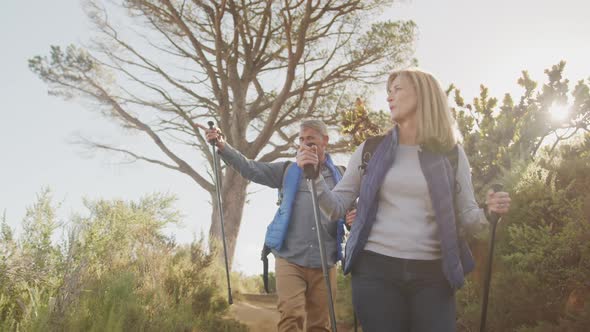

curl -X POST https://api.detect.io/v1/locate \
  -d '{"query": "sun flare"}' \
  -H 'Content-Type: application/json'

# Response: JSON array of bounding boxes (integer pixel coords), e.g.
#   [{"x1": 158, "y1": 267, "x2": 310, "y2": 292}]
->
[{"x1": 549, "y1": 104, "x2": 570, "y2": 122}]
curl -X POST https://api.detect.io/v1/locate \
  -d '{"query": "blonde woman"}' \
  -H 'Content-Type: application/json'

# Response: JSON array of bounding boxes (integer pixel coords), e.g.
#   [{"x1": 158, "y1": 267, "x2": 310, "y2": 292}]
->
[{"x1": 297, "y1": 69, "x2": 511, "y2": 332}]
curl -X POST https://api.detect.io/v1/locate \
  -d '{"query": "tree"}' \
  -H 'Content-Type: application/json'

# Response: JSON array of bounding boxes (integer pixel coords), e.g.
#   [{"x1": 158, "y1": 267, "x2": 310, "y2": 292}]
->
[
  {"x1": 450, "y1": 61, "x2": 590, "y2": 195},
  {"x1": 29, "y1": 0, "x2": 416, "y2": 265}
]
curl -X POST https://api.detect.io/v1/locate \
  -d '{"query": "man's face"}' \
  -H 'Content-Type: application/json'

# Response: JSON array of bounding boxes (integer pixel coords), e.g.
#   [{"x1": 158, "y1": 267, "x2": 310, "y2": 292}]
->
[{"x1": 298, "y1": 126, "x2": 329, "y2": 161}]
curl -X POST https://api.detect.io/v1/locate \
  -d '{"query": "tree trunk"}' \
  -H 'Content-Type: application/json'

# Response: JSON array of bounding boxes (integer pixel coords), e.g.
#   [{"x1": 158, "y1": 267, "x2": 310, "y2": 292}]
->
[{"x1": 208, "y1": 167, "x2": 249, "y2": 268}]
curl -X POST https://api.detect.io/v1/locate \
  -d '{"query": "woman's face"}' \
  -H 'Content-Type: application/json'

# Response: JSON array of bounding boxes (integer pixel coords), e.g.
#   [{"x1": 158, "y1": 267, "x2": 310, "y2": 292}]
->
[{"x1": 387, "y1": 74, "x2": 418, "y2": 125}]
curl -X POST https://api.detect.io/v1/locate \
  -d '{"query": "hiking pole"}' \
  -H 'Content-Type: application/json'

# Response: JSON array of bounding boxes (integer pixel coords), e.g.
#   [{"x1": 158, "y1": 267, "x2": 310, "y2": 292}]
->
[
  {"x1": 304, "y1": 148, "x2": 337, "y2": 332},
  {"x1": 479, "y1": 183, "x2": 503, "y2": 332},
  {"x1": 208, "y1": 121, "x2": 233, "y2": 305}
]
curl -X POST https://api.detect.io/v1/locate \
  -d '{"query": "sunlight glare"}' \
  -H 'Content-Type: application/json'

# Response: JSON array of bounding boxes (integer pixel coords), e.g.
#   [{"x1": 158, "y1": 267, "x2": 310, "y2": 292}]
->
[{"x1": 549, "y1": 104, "x2": 570, "y2": 122}]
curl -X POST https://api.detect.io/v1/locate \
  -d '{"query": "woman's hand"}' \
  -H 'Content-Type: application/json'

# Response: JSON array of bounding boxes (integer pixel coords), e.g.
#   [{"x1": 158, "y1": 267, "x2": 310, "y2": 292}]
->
[{"x1": 485, "y1": 190, "x2": 511, "y2": 215}]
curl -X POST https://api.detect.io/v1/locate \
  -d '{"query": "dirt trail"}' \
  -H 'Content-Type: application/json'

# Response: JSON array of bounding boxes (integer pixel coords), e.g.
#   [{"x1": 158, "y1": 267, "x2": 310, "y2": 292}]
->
[
  {"x1": 229, "y1": 294, "x2": 279, "y2": 332},
  {"x1": 229, "y1": 293, "x2": 357, "y2": 332}
]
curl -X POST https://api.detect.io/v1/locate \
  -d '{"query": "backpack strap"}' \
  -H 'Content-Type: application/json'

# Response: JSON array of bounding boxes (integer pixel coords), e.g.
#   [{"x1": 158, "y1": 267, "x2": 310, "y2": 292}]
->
[
  {"x1": 445, "y1": 145, "x2": 465, "y2": 237},
  {"x1": 276, "y1": 161, "x2": 292, "y2": 206},
  {"x1": 359, "y1": 135, "x2": 386, "y2": 175},
  {"x1": 445, "y1": 145, "x2": 461, "y2": 196}
]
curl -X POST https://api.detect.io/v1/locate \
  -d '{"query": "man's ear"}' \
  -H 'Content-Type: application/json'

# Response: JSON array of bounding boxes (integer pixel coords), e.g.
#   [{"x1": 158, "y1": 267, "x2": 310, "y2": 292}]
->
[{"x1": 323, "y1": 135, "x2": 329, "y2": 145}]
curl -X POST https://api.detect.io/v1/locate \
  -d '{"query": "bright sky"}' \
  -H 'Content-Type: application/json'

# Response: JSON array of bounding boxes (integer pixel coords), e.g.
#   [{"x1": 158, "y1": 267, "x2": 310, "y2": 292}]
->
[{"x1": 1, "y1": 0, "x2": 589, "y2": 275}]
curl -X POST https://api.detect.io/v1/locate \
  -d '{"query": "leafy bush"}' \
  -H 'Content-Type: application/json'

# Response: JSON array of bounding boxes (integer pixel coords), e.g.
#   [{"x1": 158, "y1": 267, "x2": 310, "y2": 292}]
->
[
  {"x1": 456, "y1": 137, "x2": 590, "y2": 331},
  {"x1": 0, "y1": 192, "x2": 247, "y2": 331}
]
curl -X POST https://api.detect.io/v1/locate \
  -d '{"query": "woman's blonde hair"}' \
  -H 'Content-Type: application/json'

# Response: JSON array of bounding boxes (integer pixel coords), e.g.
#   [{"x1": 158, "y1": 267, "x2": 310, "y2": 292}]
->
[{"x1": 387, "y1": 68, "x2": 460, "y2": 151}]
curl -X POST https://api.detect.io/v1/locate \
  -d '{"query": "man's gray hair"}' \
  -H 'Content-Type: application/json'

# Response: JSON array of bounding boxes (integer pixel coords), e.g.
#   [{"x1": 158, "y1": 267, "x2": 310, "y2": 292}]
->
[{"x1": 300, "y1": 119, "x2": 328, "y2": 136}]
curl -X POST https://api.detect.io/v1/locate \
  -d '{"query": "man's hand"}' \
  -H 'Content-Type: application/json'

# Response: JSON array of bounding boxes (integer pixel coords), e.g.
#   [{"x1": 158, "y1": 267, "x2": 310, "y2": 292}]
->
[
  {"x1": 205, "y1": 127, "x2": 226, "y2": 150},
  {"x1": 345, "y1": 209, "x2": 357, "y2": 228},
  {"x1": 296, "y1": 144, "x2": 319, "y2": 173}
]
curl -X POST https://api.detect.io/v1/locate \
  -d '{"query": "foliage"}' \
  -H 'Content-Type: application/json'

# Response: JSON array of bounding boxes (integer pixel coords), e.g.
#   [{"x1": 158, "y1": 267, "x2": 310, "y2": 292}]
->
[
  {"x1": 451, "y1": 61, "x2": 590, "y2": 196},
  {"x1": 455, "y1": 135, "x2": 590, "y2": 331},
  {"x1": 451, "y1": 66, "x2": 590, "y2": 331},
  {"x1": 341, "y1": 97, "x2": 391, "y2": 146},
  {"x1": 0, "y1": 191, "x2": 246, "y2": 331}
]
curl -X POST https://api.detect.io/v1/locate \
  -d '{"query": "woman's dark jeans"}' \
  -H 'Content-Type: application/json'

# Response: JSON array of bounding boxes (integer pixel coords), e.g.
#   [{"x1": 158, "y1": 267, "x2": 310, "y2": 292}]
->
[{"x1": 351, "y1": 250, "x2": 456, "y2": 332}]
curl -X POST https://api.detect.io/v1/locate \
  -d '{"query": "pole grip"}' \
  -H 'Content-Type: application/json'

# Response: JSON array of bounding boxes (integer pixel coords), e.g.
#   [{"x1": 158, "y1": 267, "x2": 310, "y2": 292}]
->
[
  {"x1": 304, "y1": 142, "x2": 318, "y2": 179},
  {"x1": 207, "y1": 121, "x2": 217, "y2": 145}
]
